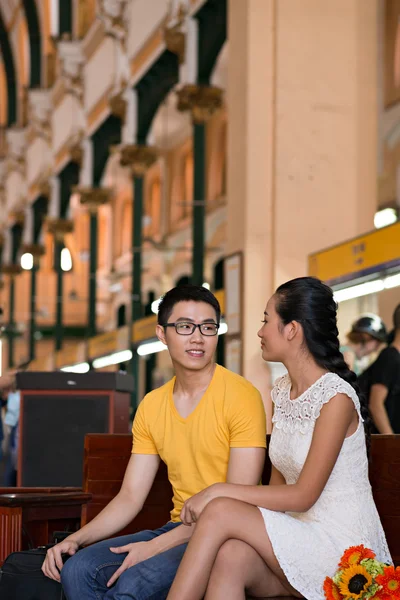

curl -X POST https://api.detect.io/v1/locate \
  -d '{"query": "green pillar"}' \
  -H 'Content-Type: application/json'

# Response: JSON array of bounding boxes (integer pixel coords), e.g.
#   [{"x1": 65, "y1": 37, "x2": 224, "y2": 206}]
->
[
  {"x1": 88, "y1": 211, "x2": 98, "y2": 338},
  {"x1": 192, "y1": 122, "x2": 206, "y2": 286},
  {"x1": 54, "y1": 240, "x2": 64, "y2": 352},
  {"x1": 119, "y1": 145, "x2": 157, "y2": 411},
  {"x1": 28, "y1": 264, "x2": 38, "y2": 361},
  {"x1": 176, "y1": 84, "x2": 223, "y2": 286},
  {"x1": 130, "y1": 175, "x2": 144, "y2": 410},
  {"x1": 8, "y1": 275, "x2": 15, "y2": 368}
]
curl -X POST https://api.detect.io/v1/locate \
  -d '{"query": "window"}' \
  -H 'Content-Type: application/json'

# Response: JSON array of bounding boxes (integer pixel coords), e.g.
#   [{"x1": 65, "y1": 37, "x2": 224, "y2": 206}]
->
[
  {"x1": 121, "y1": 200, "x2": 132, "y2": 255},
  {"x1": 144, "y1": 177, "x2": 162, "y2": 239}
]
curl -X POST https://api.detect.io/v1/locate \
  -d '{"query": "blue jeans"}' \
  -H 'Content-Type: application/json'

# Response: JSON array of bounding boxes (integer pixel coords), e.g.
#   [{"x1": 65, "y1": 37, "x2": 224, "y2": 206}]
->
[{"x1": 61, "y1": 522, "x2": 186, "y2": 600}]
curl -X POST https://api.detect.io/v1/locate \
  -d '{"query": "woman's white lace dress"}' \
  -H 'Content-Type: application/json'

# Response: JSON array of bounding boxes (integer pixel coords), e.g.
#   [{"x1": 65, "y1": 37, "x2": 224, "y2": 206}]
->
[{"x1": 259, "y1": 373, "x2": 392, "y2": 600}]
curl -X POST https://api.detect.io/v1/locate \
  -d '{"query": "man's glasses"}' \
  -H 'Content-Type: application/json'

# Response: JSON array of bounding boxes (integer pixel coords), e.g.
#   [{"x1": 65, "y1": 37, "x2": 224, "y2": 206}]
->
[{"x1": 162, "y1": 322, "x2": 220, "y2": 336}]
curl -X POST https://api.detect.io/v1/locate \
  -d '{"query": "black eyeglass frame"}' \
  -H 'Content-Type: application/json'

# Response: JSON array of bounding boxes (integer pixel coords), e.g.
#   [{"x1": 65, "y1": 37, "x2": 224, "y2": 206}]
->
[{"x1": 161, "y1": 322, "x2": 220, "y2": 336}]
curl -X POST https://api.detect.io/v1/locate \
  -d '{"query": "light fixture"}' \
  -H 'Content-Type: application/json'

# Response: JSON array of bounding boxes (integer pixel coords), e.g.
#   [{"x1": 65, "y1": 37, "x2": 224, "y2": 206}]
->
[
  {"x1": 21, "y1": 253, "x2": 33, "y2": 270},
  {"x1": 60, "y1": 362, "x2": 90, "y2": 373},
  {"x1": 384, "y1": 273, "x2": 400, "y2": 289},
  {"x1": 202, "y1": 282, "x2": 211, "y2": 290},
  {"x1": 61, "y1": 248, "x2": 72, "y2": 272},
  {"x1": 137, "y1": 322, "x2": 229, "y2": 356},
  {"x1": 334, "y1": 272, "x2": 400, "y2": 303},
  {"x1": 137, "y1": 340, "x2": 167, "y2": 356},
  {"x1": 92, "y1": 349, "x2": 133, "y2": 369},
  {"x1": 333, "y1": 280, "x2": 385, "y2": 303},
  {"x1": 374, "y1": 208, "x2": 397, "y2": 229},
  {"x1": 151, "y1": 298, "x2": 161, "y2": 314}
]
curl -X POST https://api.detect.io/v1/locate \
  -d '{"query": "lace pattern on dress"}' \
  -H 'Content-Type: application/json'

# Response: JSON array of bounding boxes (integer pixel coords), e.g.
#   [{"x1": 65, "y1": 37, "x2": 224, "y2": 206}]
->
[{"x1": 272, "y1": 372, "x2": 363, "y2": 434}]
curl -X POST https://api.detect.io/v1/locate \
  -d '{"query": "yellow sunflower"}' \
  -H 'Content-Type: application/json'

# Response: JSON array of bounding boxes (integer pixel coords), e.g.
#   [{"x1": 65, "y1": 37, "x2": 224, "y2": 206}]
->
[{"x1": 338, "y1": 565, "x2": 373, "y2": 599}]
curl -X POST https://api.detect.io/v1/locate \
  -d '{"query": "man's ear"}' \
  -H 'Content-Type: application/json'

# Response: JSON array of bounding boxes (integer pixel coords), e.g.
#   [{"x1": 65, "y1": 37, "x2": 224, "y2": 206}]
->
[
  {"x1": 286, "y1": 320, "x2": 301, "y2": 342},
  {"x1": 156, "y1": 324, "x2": 168, "y2": 346}
]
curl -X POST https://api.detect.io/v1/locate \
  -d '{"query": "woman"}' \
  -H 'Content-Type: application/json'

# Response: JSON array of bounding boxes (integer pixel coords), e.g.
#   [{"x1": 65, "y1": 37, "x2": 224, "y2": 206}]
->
[
  {"x1": 166, "y1": 277, "x2": 392, "y2": 600},
  {"x1": 341, "y1": 314, "x2": 387, "y2": 375}
]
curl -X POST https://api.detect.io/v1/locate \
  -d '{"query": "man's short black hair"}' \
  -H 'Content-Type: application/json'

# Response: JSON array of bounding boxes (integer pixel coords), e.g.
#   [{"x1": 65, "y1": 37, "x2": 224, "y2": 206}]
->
[{"x1": 157, "y1": 284, "x2": 221, "y2": 325}]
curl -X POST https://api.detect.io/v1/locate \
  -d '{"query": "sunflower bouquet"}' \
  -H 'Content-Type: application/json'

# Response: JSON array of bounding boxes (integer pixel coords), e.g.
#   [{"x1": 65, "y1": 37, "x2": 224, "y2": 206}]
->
[{"x1": 324, "y1": 545, "x2": 400, "y2": 600}]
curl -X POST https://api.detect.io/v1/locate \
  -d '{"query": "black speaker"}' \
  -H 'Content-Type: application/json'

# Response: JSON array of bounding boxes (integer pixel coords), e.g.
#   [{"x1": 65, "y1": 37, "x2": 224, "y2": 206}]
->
[{"x1": 17, "y1": 372, "x2": 133, "y2": 487}]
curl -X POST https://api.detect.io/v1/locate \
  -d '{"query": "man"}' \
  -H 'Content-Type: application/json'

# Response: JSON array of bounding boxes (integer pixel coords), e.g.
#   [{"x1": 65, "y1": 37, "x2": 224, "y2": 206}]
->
[
  {"x1": 43, "y1": 285, "x2": 266, "y2": 599},
  {"x1": 362, "y1": 303, "x2": 400, "y2": 434}
]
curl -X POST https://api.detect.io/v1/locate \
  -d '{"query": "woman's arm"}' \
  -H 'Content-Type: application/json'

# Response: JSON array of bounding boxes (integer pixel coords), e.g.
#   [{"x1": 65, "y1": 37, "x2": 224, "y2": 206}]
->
[
  {"x1": 269, "y1": 465, "x2": 286, "y2": 486},
  {"x1": 182, "y1": 393, "x2": 356, "y2": 521}
]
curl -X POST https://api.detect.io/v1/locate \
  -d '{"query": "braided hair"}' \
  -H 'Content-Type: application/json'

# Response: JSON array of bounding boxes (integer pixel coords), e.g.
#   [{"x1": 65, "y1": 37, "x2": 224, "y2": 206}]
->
[{"x1": 274, "y1": 277, "x2": 372, "y2": 448}]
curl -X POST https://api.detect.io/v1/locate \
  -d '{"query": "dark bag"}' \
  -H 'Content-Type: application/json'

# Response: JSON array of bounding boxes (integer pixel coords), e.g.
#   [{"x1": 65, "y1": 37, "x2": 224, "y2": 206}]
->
[{"x1": 0, "y1": 547, "x2": 67, "y2": 600}]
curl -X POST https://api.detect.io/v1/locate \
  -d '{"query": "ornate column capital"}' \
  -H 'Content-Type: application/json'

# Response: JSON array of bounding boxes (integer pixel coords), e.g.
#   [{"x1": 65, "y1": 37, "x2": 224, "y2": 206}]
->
[
  {"x1": 9, "y1": 211, "x2": 25, "y2": 226},
  {"x1": 176, "y1": 84, "x2": 223, "y2": 123},
  {"x1": 27, "y1": 89, "x2": 52, "y2": 144},
  {"x1": 2, "y1": 264, "x2": 23, "y2": 277},
  {"x1": 57, "y1": 40, "x2": 85, "y2": 103},
  {"x1": 21, "y1": 243, "x2": 45, "y2": 267},
  {"x1": 46, "y1": 217, "x2": 74, "y2": 242},
  {"x1": 5, "y1": 130, "x2": 26, "y2": 176},
  {"x1": 163, "y1": 2, "x2": 187, "y2": 64},
  {"x1": 109, "y1": 90, "x2": 127, "y2": 122},
  {"x1": 74, "y1": 186, "x2": 112, "y2": 213},
  {"x1": 98, "y1": 0, "x2": 129, "y2": 42},
  {"x1": 119, "y1": 145, "x2": 158, "y2": 177}
]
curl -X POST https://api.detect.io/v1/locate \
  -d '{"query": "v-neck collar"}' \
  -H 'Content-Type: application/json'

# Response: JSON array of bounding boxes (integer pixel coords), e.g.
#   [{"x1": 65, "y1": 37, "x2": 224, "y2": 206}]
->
[{"x1": 169, "y1": 364, "x2": 219, "y2": 423}]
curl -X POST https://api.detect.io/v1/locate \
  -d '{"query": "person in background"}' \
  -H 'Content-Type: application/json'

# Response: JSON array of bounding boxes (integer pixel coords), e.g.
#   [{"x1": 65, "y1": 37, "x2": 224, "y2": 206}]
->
[
  {"x1": 364, "y1": 304, "x2": 400, "y2": 434},
  {"x1": 341, "y1": 314, "x2": 387, "y2": 375},
  {"x1": 3, "y1": 371, "x2": 20, "y2": 486}
]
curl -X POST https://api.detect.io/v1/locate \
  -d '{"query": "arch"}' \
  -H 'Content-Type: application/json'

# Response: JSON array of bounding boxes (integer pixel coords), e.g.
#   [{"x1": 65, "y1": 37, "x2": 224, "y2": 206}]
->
[
  {"x1": 121, "y1": 199, "x2": 132, "y2": 255},
  {"x1": 144, "y1": 290, "x2": 156, "y2": 316},
  {"x1": 136, "y1": 50, "x2": 180, "y2": 145},
  {"x1": 175, "y1": 275, "x2": 191, "y2": 286},
  {"x1": 59, "y1": 0, "x2": 73, "y2": 36},
  {"x1": 0, "y1": 9, "x2": 17, "y2": 125},
  {"x1": 0, "y1": 59, "x2": 7, "y2": 125},
  {"x1": 213, "y1": 257, "x2": 224, "y2": 290},
  {"x1": 22, "y1": 0, "x2": 42, "y2": 87},
  {"x1": 117, "y1": 304, "x2": 126, "y2": 327},
  {"x1": 195, "y1": 0, "x2": 227, "y2": 85},
  {"x1": 144, "y1": 168, "x2": 162, "y2": 239}
]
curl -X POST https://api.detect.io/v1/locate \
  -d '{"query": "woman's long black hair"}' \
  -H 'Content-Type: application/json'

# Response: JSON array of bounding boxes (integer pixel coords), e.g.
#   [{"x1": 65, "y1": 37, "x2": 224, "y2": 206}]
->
[{"x1": 274, "y1": 277, "x2": 372, "y2": 447}]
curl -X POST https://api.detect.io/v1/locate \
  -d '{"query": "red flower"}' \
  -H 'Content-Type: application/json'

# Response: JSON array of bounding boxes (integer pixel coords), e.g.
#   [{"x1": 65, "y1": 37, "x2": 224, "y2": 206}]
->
[
  {"x1": 339, "y1": 545, "x2": 376, "y2": 569},
  {"x1": 376, "y1": 565, "x2": 400, "y2": 598},
  {"x1": 324, "y1": 577, "x2": 343, "y2": 600}
]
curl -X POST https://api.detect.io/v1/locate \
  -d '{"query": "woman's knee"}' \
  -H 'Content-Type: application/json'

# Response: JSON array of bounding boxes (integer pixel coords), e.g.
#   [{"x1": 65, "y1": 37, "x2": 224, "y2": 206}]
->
[
  {"x1": 200, "y1": 497, "x2": 238, "y2": 525},
  {"x1": 214, "y1": 539, "x2": 251, "y2": 571}
]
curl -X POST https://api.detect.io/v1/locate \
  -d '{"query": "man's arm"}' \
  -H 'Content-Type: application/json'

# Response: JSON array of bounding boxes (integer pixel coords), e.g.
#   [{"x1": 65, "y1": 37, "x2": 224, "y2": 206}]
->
[
  {"x1": 369, "y1": 383, "x2": 394, "y2": 434},
  {"x1": 149, "y1": 445, "x2": 265, "y2": 556},
  {"x1": 42, "y1": 453, "x2": 160, "y2": 580}
]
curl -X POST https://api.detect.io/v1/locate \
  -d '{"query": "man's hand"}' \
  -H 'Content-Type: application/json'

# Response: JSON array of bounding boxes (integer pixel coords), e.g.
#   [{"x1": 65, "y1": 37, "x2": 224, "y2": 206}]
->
[
  {"x1": 41, "y1": 539, "x2": 79, "y2": 582},
  {"x1": 180, "y1": 483, "x2": 221, "y2": 526},
  {"x1": 107, "y1": 541, "x2": 156, "y2": 587}
]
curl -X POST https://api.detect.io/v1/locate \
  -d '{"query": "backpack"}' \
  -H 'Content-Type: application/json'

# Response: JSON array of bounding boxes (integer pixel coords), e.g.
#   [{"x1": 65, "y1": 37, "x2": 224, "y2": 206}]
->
[{"x1": 0, "y1": 547, "x2": 67, "y2": 600}]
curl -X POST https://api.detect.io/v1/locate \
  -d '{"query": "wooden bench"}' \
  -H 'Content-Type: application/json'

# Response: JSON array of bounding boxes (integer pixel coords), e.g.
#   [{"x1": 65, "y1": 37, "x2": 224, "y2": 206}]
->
[
  {"x1": 0, "y1": 488, "x2": 91, "y2": 565},
  {"x1": 82, "y1": 433, "x2": 400, "y2": 567}
]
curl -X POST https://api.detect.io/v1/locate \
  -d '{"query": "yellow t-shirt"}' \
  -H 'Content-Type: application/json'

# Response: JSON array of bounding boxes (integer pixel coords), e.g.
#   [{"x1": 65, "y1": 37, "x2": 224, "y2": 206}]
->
[{"x1": 132, "y1": 364, "x2": 266, "y2": 522}]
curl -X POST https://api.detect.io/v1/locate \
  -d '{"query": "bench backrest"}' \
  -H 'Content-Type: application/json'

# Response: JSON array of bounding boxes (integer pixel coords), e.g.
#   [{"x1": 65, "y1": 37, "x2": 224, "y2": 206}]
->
[{"x1": 82, "y1": 433, "x2": 400, "y2": 565}]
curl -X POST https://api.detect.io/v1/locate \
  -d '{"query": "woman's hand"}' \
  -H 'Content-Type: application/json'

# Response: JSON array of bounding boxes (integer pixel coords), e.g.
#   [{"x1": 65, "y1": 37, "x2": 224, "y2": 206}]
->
[
  {"x1": 107, "y1": 541, "x2": 156, "y2": 587},
  {"x1": 180, "y1": 483, "x2": 223, "y2": 525}
]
